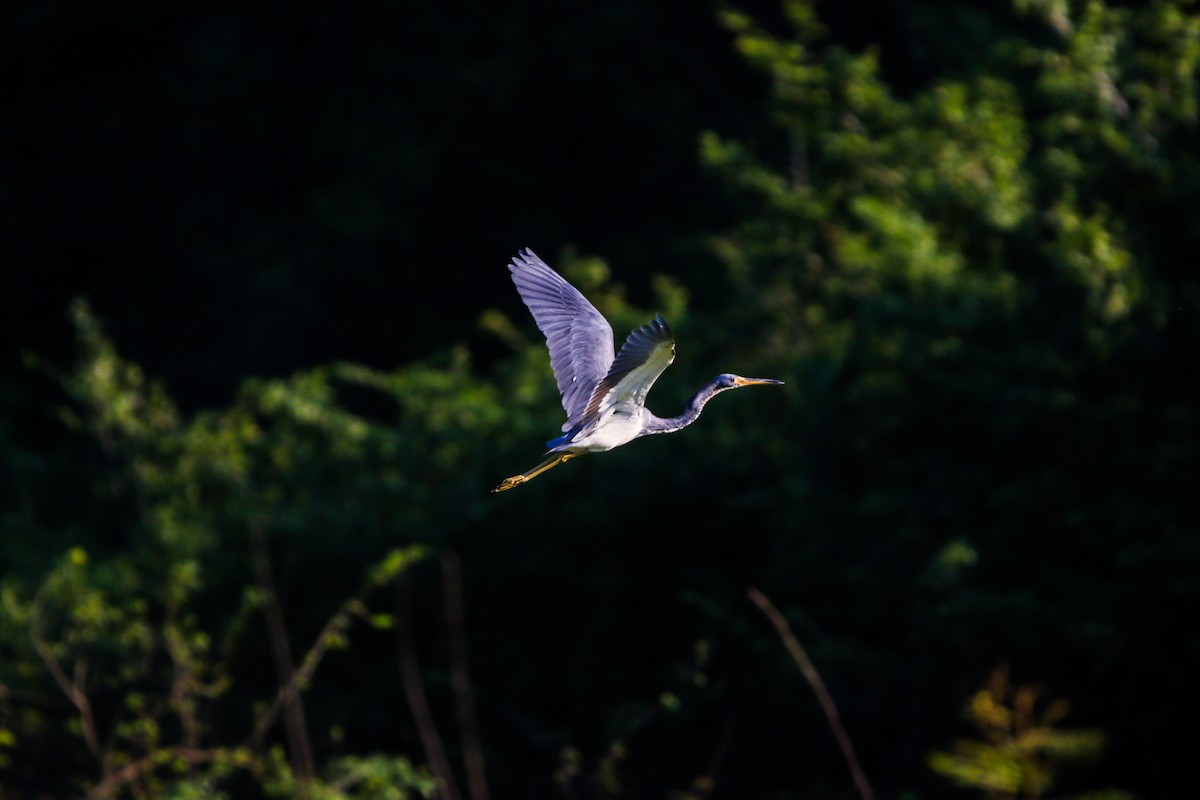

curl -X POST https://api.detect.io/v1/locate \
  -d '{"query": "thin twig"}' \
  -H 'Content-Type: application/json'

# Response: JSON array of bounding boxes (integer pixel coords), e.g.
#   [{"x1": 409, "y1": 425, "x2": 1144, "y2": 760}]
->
[
  {"x1": 397, "y1": 574, "x2": 463, "y2": 800},
  {"x1": 243, "y1": 582, "x2": 362, "y2": 749},
  {"x1": 790, "y1": 130, "x2": 809, "y2": 190},
  {"x1": 160, "y1": 588, "x2": 201, "y2": 751},
  {"x1": 165, "y1": 636, "x2": 202, "y2": 750},
  {"x1": 28, "y1": 587, "x2": 109, "y2": 778},
  {"x1": 246, "y1": 546, "x2": 425, "y2": 750},
  {"x1": 441, "y1": 552, "x2": 490, "y2": 800},
  {"x1": 249, "y1": 522, "x2": 316, "y2": 789},
  {"x1": 746, "y1": 587, "x2": 875, "y2": 800},
  {"x1": 695, "y1": 719, "x2": 736, "y2": 800},
  {"x1": 85, "y1": 746, "x2": 225, "y2": 800}
]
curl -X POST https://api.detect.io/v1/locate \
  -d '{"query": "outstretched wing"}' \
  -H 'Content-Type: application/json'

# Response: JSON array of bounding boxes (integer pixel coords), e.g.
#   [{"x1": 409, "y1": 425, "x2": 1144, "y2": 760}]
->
[
  {"x1": 583, "y1": 314, "x2": 675, "y2": 421},
  {"x1": 509, "y1": 248, "x2": 616, "y2": 431}
]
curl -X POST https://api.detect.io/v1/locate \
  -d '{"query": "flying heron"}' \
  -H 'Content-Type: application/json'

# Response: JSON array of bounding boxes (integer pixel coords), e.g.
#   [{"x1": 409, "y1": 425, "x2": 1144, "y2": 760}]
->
[{"x1": 492, "y1": 249, "x2": 783, "y2": 492}]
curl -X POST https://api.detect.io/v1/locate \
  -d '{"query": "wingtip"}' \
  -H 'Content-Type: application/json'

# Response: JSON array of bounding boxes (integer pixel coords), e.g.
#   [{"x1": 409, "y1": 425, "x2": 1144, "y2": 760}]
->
[
  {"x1": 510, "y1": 247, "x2": 543, "y2": 272},
  {"x1": 625, "y1": 313, "x2": 673, "y2": 344}
]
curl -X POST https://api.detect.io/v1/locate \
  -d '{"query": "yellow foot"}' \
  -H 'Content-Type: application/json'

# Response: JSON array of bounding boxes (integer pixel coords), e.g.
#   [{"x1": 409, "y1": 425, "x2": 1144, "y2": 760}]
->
[
  {"x1": 492, "y1": 475, "x2": 526, "y2": 493},
  {"x1": 491, "y1": 453, "x2": 577, "y2": 493}
]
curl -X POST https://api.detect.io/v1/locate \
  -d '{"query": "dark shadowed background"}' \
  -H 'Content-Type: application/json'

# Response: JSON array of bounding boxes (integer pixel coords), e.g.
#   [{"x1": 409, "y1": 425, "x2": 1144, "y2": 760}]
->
[{"x1": 2, "y1": 1, "x2": 1197, "y2": 798}]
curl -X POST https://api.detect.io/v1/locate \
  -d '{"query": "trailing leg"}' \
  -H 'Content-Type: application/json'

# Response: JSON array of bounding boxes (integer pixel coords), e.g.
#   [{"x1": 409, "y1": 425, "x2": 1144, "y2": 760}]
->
[{"x1": 491, "y1": 453, "x2": 577, "y2": 493}]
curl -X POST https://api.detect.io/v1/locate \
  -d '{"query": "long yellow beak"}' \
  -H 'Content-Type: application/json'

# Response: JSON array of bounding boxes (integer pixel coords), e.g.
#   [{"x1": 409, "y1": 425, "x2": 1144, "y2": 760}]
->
[{"x1": 733, "y1": 376, "x2": 784, "y2": 386}]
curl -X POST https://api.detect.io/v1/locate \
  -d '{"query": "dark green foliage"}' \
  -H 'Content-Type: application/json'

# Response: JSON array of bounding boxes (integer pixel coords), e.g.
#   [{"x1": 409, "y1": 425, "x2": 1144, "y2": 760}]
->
[{"x1": 2, "y1": 1, "x2": 1198, "y2": 798}]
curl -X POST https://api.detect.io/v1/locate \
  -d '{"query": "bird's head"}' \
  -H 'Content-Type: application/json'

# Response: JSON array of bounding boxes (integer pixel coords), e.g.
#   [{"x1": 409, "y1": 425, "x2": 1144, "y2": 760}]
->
[{"x1": 715, "y1": 373, "x2": 785, "y2": 390}]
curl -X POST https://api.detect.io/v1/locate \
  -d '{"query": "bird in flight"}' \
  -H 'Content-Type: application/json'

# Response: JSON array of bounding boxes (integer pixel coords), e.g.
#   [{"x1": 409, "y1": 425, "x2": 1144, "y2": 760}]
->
[{"x1": 493, "y1": 249, "x2": 783, "y2": 492}]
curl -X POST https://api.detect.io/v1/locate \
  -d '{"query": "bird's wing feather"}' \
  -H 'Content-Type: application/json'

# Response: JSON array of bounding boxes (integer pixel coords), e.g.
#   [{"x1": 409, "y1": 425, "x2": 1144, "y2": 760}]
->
[
  {"x1": 509, "y1": 249, "x2": 616, "y2": 430},
  {"x1": 583, "y1": 314, "x2": 675, "y2": 421}
]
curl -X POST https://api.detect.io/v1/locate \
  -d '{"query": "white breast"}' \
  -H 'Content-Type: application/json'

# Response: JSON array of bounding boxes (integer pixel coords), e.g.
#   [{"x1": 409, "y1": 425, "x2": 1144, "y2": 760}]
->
[{"x1": 568, "y1": 409, "x2": 648, "y2": 453}]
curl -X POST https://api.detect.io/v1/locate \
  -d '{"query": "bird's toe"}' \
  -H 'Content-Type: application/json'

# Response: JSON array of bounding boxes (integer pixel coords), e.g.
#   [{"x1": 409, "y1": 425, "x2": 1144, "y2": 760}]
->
[{"x1": 492, "y1": 475, "x2": 526, "y2": 493}]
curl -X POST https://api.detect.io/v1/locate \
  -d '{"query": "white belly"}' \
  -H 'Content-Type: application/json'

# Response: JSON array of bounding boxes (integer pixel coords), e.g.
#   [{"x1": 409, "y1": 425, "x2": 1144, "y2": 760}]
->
[{"x1": 568, "y1": 410, "x2": 646, "y2": 453}]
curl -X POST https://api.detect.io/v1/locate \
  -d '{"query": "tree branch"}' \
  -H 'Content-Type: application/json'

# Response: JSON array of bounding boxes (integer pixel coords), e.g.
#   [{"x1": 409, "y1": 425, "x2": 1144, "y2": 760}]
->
[
  {"x1": 441, "y1": 552, "x2": 490, "y2": 800},
  {"x1": 249, "y1": 522, "x2": 316, "y2": 789},
  {"x1": 397, "y1": 573, "x2": 463, "y2": 800},
  {"x1": 85, "y1": 746, "x2": 226, "y2": 800},
  {"x1": 244, "y1": 578, "x2": 363, "y2": 750},
  {"x1": 28, "y1": 588, "x2": 108, "y2": 778},
  {"x1": 746, "y1": 587, "x2": 875, "y2": 800}
]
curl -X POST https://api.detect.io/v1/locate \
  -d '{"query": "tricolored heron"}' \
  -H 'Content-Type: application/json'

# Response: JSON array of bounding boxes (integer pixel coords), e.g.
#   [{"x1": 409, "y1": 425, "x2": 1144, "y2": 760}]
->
[{"x1": 493, "y1": 249, "x2": 783, "y2": 492}]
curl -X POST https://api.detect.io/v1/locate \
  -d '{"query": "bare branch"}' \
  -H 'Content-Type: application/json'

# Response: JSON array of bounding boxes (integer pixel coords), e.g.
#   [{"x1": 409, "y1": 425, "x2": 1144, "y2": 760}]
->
[
  {"x1": 441, "y1": 551, "x2": 490, "y2": 800},
  {"x1": 397, "y1": 573, "x2": 463, "y2": 800},
  {"x1": 28, "y1": 587, "x2": 109, "y2": 778},
  {"x1": 243, "y1": 581, "x2": 360, "y2": 750},
  {"x1": 244, "y1": 545, "x2": 425, "y2": 754},
  {"x1": 686, "y1": 719, "x2": 736, "y2": 800},
  {"x1": 746, "y1": 587, "x2": 875, "y2": 800},
  {"x1": 85, "y1": 746, "x2": 228, "y2": 800},
  {"x1": 249, "y1": 523, "x2": 316, "y2": 789}
]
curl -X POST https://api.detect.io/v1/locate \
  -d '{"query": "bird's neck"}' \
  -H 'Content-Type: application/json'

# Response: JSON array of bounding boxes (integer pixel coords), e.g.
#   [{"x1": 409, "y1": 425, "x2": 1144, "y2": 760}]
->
[{"x1": 641, "y1": 381, "x2": 728, "y2": 436}]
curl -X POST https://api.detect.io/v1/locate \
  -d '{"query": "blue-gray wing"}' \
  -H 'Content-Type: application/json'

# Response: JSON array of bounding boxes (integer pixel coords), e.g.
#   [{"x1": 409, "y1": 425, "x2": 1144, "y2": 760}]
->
[
  {"x1": 583, "y1": 314, "x2": 676, "y2": 421},
  {"x1": 509, "y1": 248, "x2": 616, "y2": 431}
]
